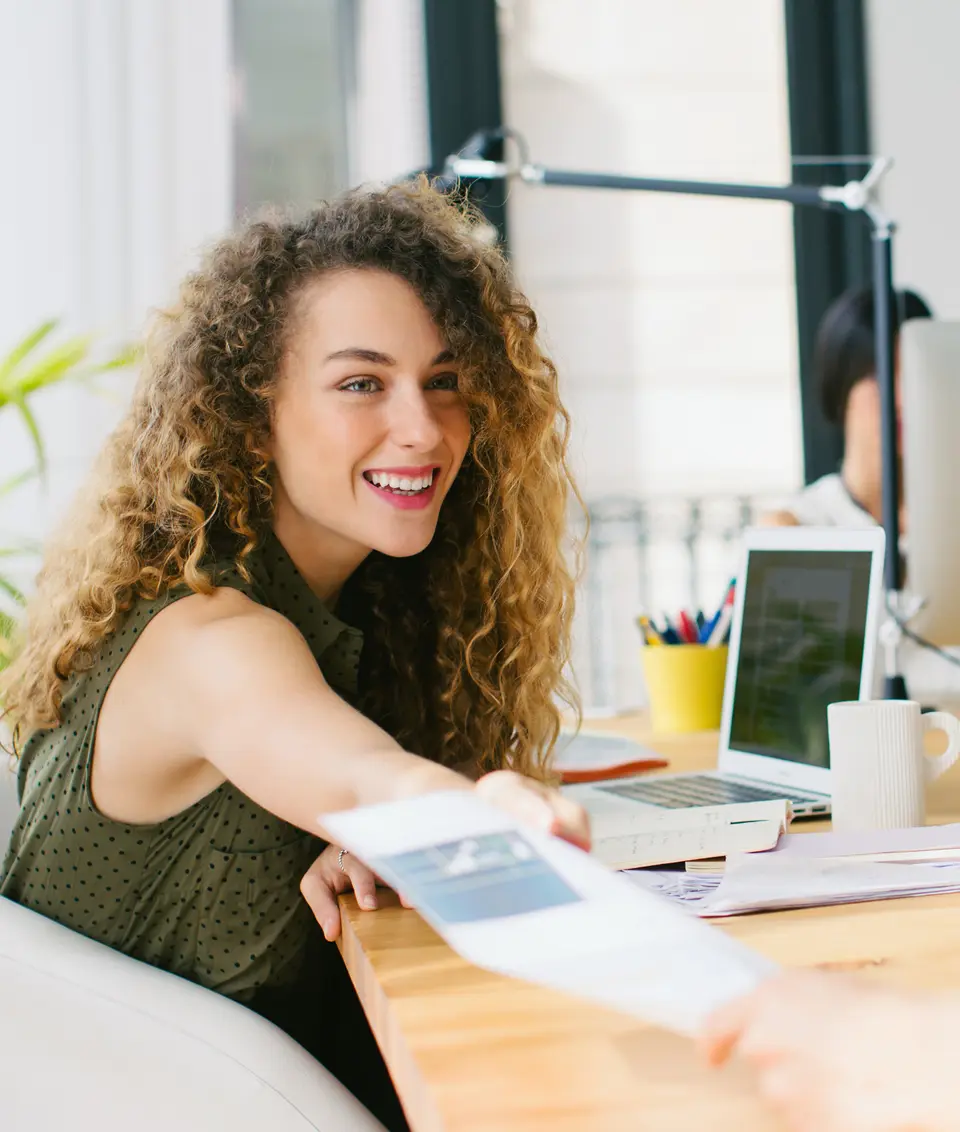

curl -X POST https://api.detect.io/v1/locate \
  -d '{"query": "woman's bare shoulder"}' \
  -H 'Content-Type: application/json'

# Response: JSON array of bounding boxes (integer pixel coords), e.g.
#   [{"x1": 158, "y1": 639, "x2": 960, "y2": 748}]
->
[{"x1": 92, "y1": 587, "x2": 310, "y2": 823}]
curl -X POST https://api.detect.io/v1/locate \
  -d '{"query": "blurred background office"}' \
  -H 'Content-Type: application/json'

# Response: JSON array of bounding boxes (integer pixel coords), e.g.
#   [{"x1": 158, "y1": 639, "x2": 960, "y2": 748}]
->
[{"x1": 0, "y1": 0, "x2": 956, "y2": 715}]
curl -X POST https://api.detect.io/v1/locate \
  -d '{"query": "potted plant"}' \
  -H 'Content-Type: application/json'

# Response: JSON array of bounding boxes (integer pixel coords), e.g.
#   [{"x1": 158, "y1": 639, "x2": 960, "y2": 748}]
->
[{"x1": 0, "y1": 321, "x2": 135, "y2": 664}]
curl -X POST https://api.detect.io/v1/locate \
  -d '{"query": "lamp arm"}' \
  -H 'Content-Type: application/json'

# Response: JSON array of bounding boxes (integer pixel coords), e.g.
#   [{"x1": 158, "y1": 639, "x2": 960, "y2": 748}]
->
[{"x1": 441, "y1": 135, "x2": 906, "y2": 697}]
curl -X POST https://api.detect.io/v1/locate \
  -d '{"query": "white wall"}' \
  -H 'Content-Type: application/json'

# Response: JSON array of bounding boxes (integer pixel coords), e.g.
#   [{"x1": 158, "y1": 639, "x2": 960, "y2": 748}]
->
[
  {"x1": 499, "y1": 0, "x2": 801, "y2": 708},
  {"x1": 866, "y1": 0, "x2": 960, "y2": 317},
  {"x1": 347, "y1": 0, "x2": 430, "y2": 187},
  {"x1": 0, "y1": 0, "x2": 234, "y2": 577}
]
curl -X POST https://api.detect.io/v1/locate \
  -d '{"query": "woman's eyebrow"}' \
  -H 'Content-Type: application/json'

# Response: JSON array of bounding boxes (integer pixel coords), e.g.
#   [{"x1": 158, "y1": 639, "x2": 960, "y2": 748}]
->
[
  {"x1": 323, "y1": 347, "x2": 456, "y2": 366},
  {"x1": 324, "y1": 347, "x2": 396, "y2": 365}
]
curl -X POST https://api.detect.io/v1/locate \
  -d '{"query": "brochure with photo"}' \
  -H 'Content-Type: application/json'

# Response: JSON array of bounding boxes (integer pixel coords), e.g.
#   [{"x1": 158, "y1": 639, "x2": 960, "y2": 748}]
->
[{"x1": 321, "y1": 791, "x2": 777, "y2": 1036}]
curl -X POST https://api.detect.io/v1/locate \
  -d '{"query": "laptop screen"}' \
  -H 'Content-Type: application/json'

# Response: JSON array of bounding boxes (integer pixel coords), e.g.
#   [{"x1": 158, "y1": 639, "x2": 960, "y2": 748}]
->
[{"x1": 727, "y1": 548, "x2": 874, "y2": 768}]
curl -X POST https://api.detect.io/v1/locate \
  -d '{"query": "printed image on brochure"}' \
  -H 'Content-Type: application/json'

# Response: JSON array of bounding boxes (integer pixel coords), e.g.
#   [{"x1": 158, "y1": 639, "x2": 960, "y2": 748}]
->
[{"x1": 376, "y1": 832, "x2": 582, "y2": 925}]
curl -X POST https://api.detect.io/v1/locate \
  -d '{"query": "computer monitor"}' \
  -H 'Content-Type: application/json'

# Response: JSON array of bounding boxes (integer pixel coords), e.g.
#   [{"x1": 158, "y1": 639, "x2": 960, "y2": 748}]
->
[{"x1": 900, "y1": 320, "x2": 960, "y2": 646}]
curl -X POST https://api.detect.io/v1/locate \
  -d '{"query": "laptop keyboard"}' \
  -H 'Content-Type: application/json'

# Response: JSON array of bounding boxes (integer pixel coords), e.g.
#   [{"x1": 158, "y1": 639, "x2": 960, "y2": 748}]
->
[{"x1": 599, "y1": 774, "x2": 825, "y2": 809}]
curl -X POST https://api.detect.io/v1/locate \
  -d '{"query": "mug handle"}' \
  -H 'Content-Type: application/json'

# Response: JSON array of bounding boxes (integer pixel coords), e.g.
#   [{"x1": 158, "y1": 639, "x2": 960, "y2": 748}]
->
[{"x1": 921, "y1": 711, "x2": 960, "y2": 782}]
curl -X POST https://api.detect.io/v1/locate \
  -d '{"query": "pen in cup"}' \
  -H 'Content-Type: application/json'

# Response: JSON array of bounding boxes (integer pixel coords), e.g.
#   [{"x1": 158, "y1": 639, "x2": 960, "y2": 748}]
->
[
  {"x1": 638, "y1": 583, "x2": 736, "y2": 648},
  {"x1": 677, "y1": 610, "x2": 699, "y2": 644},
  {"x1": 704, "y1": 594, "x2": 735, "y2": 647},
  {"x1": 636, "y1": 614, "x2": 664, "y2": 646}
]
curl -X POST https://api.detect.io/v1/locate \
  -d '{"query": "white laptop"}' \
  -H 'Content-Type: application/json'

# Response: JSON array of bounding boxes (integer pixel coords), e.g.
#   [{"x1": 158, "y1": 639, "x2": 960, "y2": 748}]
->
[{"x1": 567, "y1": 525, "x2": 886, "y2": 820}]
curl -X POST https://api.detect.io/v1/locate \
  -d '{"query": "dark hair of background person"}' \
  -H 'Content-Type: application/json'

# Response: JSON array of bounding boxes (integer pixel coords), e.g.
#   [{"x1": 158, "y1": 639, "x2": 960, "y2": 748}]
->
[{"x1": 817, "y1": 286, "x2": 934, "y2": 424}]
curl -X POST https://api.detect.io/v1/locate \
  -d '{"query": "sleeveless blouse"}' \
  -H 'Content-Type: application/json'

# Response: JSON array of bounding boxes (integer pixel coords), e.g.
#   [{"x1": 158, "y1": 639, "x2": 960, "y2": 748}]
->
[{"x1": 0, "y1": 532, "x2": 363, "y2": 1002}]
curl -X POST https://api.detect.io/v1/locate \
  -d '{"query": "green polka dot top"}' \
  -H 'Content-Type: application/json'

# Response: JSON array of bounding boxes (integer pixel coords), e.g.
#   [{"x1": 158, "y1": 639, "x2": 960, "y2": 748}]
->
[{"x1": 0, "y1": 531, "x2": 364, "y2": 1002}]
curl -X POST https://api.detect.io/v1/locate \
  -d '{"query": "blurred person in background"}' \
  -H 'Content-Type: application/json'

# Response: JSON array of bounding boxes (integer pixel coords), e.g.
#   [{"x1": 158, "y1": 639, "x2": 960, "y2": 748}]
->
[
  {"x1": 703, "y1": 967, "x2": 960, "y2": 1132},
  {"x1": 0, "y1": 180, "x2": 589, "y2": 1131},
  {"x1": 763, "y1": 286, "x2": 932, "y2": 530},
  {"x1": 762, "y1": 286, "x2": 960, "y2": 706}
]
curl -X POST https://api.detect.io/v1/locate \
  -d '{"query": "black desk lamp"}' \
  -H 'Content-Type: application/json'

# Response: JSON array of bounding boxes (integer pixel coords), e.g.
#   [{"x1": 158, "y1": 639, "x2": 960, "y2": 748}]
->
[{"x1": 438, "y1": 129, "x2": 907, "y2": 699}]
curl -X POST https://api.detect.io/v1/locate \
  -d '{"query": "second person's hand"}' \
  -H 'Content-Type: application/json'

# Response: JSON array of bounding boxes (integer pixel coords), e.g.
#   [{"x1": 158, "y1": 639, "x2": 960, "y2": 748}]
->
[{"x1": 700, "y1": 969, "x2": 960, "y2": 1132}]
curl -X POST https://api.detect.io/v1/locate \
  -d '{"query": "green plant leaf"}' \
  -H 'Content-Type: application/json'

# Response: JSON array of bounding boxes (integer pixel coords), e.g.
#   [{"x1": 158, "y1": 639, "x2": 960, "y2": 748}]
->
[
  {"x1": 0, "y1": 337, "x2": 92, "y2": 403},
  {"x1": 94, "y1": 342, "x2": 141, "y2": 372},
  {"x1": 9, "y1": 393, "x2": 45, "y2": 470},
  {"x1": 0, "y1": 572, "x2": 25, "y2": 605},
  {"x1": 0, "y1": 608, "x2": 18, "y2": 669},
  {"x1": 0, "y1": 467, "x2": 38, "y2": 500},
  {"x1": 0, "y1": 322, "x2": 137, "y2": 611},
  {"x1": 0, "y1": 319, "x2": 59, "y2": 387}
]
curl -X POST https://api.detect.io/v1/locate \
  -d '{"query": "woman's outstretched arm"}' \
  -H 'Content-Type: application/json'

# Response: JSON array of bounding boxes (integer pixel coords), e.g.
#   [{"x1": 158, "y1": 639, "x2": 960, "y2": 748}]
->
[{"x1": 91, "y1": 588, "x2": 588, "y2": 847}]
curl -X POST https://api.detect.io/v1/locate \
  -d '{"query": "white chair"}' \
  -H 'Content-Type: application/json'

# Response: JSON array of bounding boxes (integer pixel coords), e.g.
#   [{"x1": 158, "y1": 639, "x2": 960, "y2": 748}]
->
[{"x1": 0, "y1": 763, "x2": 385, "y2": 1131}]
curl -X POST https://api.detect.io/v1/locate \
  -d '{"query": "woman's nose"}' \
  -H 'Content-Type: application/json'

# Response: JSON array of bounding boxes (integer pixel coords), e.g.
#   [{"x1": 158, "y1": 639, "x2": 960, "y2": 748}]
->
[{"x1": 390, "y1": 390, "x2": 443, "y2": 449}]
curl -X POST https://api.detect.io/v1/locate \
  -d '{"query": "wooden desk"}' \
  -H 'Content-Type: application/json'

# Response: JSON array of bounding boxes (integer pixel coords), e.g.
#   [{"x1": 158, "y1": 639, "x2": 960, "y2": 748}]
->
[{"x1": 338, "y1": 716, "x2": 960, "y2": 1132}]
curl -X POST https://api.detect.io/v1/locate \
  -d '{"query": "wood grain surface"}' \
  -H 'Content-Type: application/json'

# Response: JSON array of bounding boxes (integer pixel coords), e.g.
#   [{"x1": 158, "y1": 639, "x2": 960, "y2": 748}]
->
[{"x1": 338, "y1": 714, "x2": 960, "y2": 1131}]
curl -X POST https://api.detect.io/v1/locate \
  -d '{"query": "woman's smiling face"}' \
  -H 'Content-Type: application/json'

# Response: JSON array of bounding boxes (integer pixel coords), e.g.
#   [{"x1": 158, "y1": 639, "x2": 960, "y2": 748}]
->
[{"x1": 269, "y1": 268, "x2": 472, "y2": 576}]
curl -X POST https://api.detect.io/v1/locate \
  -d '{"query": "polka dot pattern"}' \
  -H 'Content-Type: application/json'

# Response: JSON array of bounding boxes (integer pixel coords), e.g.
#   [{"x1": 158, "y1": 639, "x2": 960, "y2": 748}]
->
[{"x1": 0, "y1": 532, "x2": 363, "y2": 1001}]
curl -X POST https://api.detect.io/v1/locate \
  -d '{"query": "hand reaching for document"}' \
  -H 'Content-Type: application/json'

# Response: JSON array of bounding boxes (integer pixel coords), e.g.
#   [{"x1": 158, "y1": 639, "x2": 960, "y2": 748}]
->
[{"x1": 701, "y1": 969, "x2": 960, "y2": 1132}]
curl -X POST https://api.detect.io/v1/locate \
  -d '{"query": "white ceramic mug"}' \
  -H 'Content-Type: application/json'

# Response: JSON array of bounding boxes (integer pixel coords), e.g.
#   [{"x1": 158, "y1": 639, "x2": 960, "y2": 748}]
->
[{"x1": 827, "y1": 699, "x2": 960, "y2": 831}]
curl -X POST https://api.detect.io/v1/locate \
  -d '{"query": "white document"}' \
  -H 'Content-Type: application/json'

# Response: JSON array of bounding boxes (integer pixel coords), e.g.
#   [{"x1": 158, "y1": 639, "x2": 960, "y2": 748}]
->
[
  {"x1": 770, "y1": 824, "x2": 960, "y2": 864},
  {"x1": 701, "y1": 853, "x2": 960, "y2": 917},
  {"x1": 591, "y1": 799, "x2": 789, "y2": 870},
  {"x1": 625, "y1": 868, "x2": 723, "y2": 913},
  {"x1": 321, "y1": 791, "x2": 777, "y2": 1036}
]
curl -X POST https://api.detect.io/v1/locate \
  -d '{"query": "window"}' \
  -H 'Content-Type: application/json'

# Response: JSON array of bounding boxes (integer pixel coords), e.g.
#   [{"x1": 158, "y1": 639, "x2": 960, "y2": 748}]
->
[{"x1": 232, "y1": 0, "x2": 351, "y2": 213}]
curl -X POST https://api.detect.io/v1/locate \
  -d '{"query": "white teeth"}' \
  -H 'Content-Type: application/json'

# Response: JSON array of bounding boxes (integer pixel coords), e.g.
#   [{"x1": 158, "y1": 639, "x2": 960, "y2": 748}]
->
[{"x1": 366, "y1": 470, "x2": 435, "y2": 492}]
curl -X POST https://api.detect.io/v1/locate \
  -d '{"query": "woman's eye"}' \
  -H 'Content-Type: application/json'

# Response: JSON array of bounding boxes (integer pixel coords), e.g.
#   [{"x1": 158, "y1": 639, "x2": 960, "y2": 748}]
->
[
  {"x1": 429, "y1": 372, "x2": 460, "y2": 392},
  {"x1": 338, "y1": 377, "x2": 380, "y2": 394}
]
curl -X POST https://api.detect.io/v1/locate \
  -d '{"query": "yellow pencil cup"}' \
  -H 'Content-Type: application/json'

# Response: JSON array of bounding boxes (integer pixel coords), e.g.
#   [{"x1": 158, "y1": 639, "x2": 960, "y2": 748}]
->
[{"x1": 641, "y1": 644, "x2": 729, "y2": 734}]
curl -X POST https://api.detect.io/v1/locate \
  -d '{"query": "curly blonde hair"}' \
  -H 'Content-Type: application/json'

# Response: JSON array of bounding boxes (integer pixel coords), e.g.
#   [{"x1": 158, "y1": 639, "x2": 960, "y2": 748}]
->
[{"x1": 2, "y1": 179, "x2": 581, "y2": 778}]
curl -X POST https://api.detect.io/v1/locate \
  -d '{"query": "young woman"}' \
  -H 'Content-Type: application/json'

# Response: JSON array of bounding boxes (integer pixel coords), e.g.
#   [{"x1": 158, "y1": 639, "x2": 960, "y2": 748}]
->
[{"x1": 0, "y1": 180, "x2": 589, "y2": 1129}]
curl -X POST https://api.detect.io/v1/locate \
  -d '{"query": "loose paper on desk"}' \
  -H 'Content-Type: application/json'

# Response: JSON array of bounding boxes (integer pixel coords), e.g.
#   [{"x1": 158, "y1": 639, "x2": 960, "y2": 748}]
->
[
  {"x1": 628, "y1": 855, "x2": 960, "y2": 916},
  {"x1": 591, "y1": 799, "x2": 789, "y2": 870},
  {"x1": 701, "y1": 853, "x2": 960, "y2": 917},
  {"x1": 685, "y1": 823, "x2": 960, "y2": 875},
  {"x1": 771, "y1": 824, "x2": 960, "y2": 865},
  {"x1": 321, "y1": 791, "x2": 777, "y2": 1036}
]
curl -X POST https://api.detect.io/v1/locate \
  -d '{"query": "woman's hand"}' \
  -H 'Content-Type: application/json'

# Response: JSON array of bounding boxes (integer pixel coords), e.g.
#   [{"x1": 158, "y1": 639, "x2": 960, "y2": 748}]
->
[
  {"x1": 701, "y1": 969, "x2": 960, "y2": 1132},
  {"x1": 302, "y1": 772, "x2": 589, "y2": 941},
  {"x1": 475, "y1": 769, "x2": 591, "y2": 851},
  {"x1": 300, "y1": 843, "x2": 411, "y2": 942}
]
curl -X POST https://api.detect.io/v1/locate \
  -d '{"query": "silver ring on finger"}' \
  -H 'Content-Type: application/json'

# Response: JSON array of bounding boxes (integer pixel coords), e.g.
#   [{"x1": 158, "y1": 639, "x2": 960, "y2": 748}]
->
[{"x1": 337, "y1": 847, "x2": 348, "y2": 874}]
